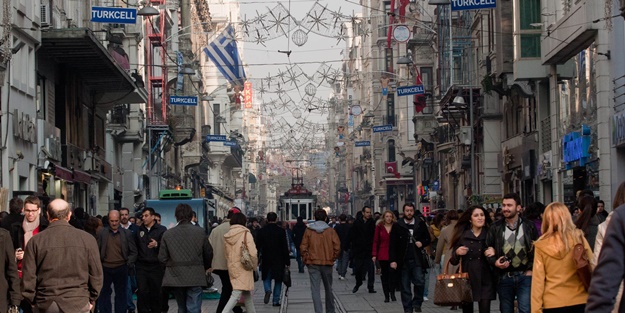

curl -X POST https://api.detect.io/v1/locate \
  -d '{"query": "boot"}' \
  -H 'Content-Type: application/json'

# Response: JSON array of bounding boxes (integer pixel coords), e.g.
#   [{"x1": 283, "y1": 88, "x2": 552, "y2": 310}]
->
[
  {"x1": 390, "y1": 292, "x2": 397, "y2": 301},
  {"x1": 384, "y1": 291, "x2": 390, "y2": 303}
]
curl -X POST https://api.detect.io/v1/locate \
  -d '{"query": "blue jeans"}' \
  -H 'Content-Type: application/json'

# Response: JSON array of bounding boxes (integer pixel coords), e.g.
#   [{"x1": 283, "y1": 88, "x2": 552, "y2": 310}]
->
[
  {"x1": 295, "y1": 249, "x2": 304, "y2": 272},
  {"x1": 337, "y1": 250, "x2": 350, "y2": 277},
  {"x1": 127, "y1": 275, "x2": 136, "y2": 310},
  {"x1": 308, "y1": 265, "x2": 335, "y2": 313},
  {"x1": 423, "y1": 267, "x2": 430, "y2": 297},
  {"x1": 171, "y1": 286, "x2": 203, "y2": 313},
  {"x1": 98, "y1": 265, "x2": 129, "y2": 313},
  {"x1": 401, "y1": 259, "x2": 425, "y2": 312},
  {"x1": 263, "y1": 269, "x2": 283, "y2": 305},
  {"x1": 498, "y1": 273, "x2": 531, "y2": 313}
]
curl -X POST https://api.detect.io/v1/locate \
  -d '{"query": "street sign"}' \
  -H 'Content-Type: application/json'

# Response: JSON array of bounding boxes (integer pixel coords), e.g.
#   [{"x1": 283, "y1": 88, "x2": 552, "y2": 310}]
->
[
  {"x1": 205, "y1": 135, "x2": 227, "y2": 142},
  {"x1": 373, "y1": 124, "x2": 393, "y2": 133},
  {"x1": 397, "y1": 85, "x2": 425, "y2": 96},
  {"x1": 224, "y1": 141, "x2": 238, "y2": 147},
  {"x1": 170, "y1": 95, "x2": 198, "y2": 106},
  {"x1": 355, "y1": 141, "x2": 371, "y2": 147},
  {"x1": 91, "y1": 7, "x2": 137, "y2": 24},
  {"x1": 451, "y1": 0, "x2": 496, "y2": 11}
]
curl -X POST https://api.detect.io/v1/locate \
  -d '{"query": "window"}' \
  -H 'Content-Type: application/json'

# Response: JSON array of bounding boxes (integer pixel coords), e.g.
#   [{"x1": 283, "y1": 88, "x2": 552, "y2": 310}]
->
[
  {"x1": 388, "y1": 140, "x2": 396, "y2": 162},
  {"x1": 36, "y1": 75, "x2": 46, "y2": 120},
  {"x1": 386, "y1": 94, "x2": 395, "y2": 126},
  {"x1": 519, "y1": 0, "x2": 541, "y2": 58},
  {"x1": 213, "y1": 103, "x2": 220, "y2": 135}
]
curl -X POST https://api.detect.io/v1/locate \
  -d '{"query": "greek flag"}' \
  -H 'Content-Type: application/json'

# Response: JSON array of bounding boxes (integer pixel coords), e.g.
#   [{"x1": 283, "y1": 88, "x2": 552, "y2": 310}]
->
[{"x1": 203, "y1": 25, "x2": 246, "y2": 85}]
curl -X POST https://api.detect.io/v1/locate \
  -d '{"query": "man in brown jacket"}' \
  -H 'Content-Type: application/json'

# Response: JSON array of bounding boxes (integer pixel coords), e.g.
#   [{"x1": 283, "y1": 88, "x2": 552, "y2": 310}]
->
[
  {"x1": 300, "y1": 209, "x2": 340, "y2": 313},
  {"x1": 21, "y1": 199, "x2": 103, "y2": 313}
]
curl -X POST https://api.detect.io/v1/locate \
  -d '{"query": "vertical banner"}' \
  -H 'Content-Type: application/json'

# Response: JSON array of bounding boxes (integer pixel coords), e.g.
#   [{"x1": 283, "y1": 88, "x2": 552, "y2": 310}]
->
[
  {"x1": 244, "y1": 81, "x2": 253, "y2": 109},
  {"x1": 176, "y1": 51, "x2": 184, "y2": 92}
]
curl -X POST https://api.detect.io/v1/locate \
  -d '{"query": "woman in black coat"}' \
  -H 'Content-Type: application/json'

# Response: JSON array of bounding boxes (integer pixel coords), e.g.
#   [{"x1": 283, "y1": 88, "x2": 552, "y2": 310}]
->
[{"x1": 449, "y1": 205, "x2": 496, "y2": 313}]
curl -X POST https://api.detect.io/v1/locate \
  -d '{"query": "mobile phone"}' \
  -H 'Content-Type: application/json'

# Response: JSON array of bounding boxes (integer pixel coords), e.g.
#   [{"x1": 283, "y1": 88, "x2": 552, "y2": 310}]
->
[{"x1": 501, "y1": 256, "x2": 511, "y2": 263}]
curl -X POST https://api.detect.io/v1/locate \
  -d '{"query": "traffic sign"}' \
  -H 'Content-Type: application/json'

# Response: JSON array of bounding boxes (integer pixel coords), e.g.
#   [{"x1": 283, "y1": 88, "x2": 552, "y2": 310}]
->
[
  {"x1": 170, "y1": 96, "x2": 198, "y2": 106},
  {"x1": 397, "y1": 85, "x2": 425, "y2": 96},
  {"x1": 91, "y1": 7, "x2": 137, "y2": 24},
  {"x1": 224, "y1": 141, "x2": 238, "y2": 147},
  {"x1": 451, "y1": 0, "x2": 496, "y2": 11},
  {"x1": 205, "y1": 135, "x2": 227, "y2": 142},
  {"x1": 373, "y1": 124, "x2": 393, "y2": 133},
  {"x1": 355, "y1": 141, "x2": 371, "y2": 147}
]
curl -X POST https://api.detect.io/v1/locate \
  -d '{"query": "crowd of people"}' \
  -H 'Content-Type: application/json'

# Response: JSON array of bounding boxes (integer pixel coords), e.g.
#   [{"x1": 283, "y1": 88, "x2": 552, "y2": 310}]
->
[{"x1": 0, "y1": 185, "x2": 625, "y2": 313}]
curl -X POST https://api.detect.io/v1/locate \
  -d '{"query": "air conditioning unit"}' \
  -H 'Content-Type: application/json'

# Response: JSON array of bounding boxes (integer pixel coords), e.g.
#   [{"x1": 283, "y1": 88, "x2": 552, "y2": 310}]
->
[
  {"x1": 40, "y1": 0, "x2": 50, "y2": 27},
  {"x1": 459, "y1": 126, "x2": 472, "y2": 146}
]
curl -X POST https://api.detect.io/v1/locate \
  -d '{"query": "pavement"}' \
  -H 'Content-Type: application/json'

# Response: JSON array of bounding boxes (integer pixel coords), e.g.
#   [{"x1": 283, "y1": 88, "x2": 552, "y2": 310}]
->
[{"x1": 160, "y1": 259, "x2": 501, "y2": 312}]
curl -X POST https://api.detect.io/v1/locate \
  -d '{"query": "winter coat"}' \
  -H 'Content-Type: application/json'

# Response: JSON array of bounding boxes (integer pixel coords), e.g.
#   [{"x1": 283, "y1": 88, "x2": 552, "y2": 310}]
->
[
  {"x1": 389, "y1": 218, "x2": 431, "y2": 269},
  {"x1": 583, "y1": 215, "x2": 601, "y2": 251},
  {"x1": 224, "y1": 225, "x2": 258, "y2": 291},
  {"x1": 159, "y1": 222, "x2": 213, "y2": 287},
  {"x1": 372, "y1": 223, "x2": 400, "y2": 261},
  {"x1": 134, "y1": 223, "x2": 167, "y2": 265},
  {"x1": 531, "y1": 229, "x2": 593, "y2": 312},
  {"x1": 349, "y1": 217, "x2": 375, "y2": 259},
  {"x1": 256, "y1": 223, "x2": 290, "y2": 281},
  {"x1": 0, "y1": 228, "x2": 20, "y2": 312},
  {"x1": 450, "y1": 228, "x2": 496, "y2": 301},
  {"x1": 593, "y1": 212, "x2": 623, "y2": 313},
  {"x1": 292, "y1": 221, "x2": 307, "y2": 249},
  {"x1": 333, "y1": 222, "x2": 351, "y2": 251},
  {"x1": 300, "y1": 221, "x2": 340, "y2": 266},
  {"x1": 97, "y1": 227, "x2": 137, "y2": 266},
  {"x1": 435, "y1": 221, "x2": 457, "y2": 264},
  {"x1": 485, "y1": 217, "x2": 538, "y2": 272},
  {"x1": 208, "y1": 220, "x2": 231, "y2": 271}
]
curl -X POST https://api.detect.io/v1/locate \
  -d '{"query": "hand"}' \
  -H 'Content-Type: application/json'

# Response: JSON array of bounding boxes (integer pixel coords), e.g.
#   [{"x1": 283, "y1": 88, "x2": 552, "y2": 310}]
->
[
  {"x1": 89, "y1": 301, "x2": 94, "y2": 311},
  {"x1": 15, "y1": 250, "x2": 24, "y2": 261},
  {"x1": 455, "y1": 246, "x2": 469, "y2": 256},
  {"x1": 484, "y1": 247, "x2": 495, "y2": 258},
  {"x1": 415, "y1": 241, "x2": 423, "y2": 248},
  {"x1": 495, "y1": 256, "x2": 510, "y2": 269},
  {"x1": 390, "y1": 262, "x2": 397, "y2": 269},
  {"x1": 148, "y1": 239, "x2": 158, "y2": 248},
  {"x1": 524, "y1": 270, "x2": 532, "y2": 276},
  {"x1": 372, "y1": 256, "x2": 377, "y2": 262}
]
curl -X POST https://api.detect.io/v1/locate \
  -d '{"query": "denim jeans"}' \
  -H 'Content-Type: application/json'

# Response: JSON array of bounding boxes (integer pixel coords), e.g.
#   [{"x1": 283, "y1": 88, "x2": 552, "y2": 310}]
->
[
  {"x1": 295, "y1": 249, "x2": 304, "y2": 272},
  {"x1": 308, "y1": 265, "x2": 335, "y2": 313},
  {"x1": 263, "y1": 269, "x2": 283, "y2": 304},
  {"x1": 401, "y1": 259, "x2": 425, "y2": 312},
  {"x1": 498, "y1": 274, "x2": 531, "y2": 313},
  {"x1": 98, "y1": 264, "x2": 129, "y2": 313},
  {"x1": 223, "y1": 290, "x2": 256, "y2": 313},
  {"x1": 337, "y1": 250, "x2": 350, "y2": 277},
  {"x1": 423, "y1": 267, "x2": 430, "y2": 297},
  {"x1": 171, "y1": 286, "x2": 203, "y2": 313},
  {"x1": 127, "y1": 275, "x2": 136, "y2": 311}
]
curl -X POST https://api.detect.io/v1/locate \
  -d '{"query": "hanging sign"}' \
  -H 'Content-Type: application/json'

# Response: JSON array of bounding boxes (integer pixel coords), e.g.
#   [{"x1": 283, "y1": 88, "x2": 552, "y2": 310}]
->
[
  {"x1": 91, "y1": 7, "x2": 137, "y2": 24},
  {"x1": 451, "y1": 0, "x2": 496, "y2": 11},
  {"x1": 244, "y1": 81, "x2": 253, "y2": 109}
]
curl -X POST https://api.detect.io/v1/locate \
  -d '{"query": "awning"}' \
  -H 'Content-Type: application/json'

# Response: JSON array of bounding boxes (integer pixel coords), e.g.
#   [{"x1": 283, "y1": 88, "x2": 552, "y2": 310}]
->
[
  {"x1": 73, "y1": 169, "x2": 92, "y2": 184},
  {"x1": 54, "y1": 164, "x2": 73, "y2": 182},
  {"x1": 382, "y1": 177, "x2": 414, "y2": 186},
  {"x1": 39, "y1": 28, "x2": 148, "y2": 111}
]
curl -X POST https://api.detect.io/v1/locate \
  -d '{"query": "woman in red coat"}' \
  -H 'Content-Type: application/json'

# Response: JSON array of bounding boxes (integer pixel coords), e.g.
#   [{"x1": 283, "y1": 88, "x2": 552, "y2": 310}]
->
[{"x1": 372, "y1": 210, "x2": 400, "y2": 303}]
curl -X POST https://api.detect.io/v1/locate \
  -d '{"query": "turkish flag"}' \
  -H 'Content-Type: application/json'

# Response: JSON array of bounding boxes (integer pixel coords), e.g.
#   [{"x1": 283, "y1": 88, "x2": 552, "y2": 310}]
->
[
  {"x1": 385, "y1": 161, "x2": 398, "y2": 174},
  {"x1": 399, "y1": 0, "x2": 410, "y2": 23}
]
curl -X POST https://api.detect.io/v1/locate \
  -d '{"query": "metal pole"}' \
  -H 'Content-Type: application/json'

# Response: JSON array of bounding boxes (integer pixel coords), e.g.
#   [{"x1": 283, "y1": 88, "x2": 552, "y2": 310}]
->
[
  {"x1": 449, "y1": 6, "x2": 454, "y2": 87},
  {"x1": 469, "y1": 35, "x2": 476, "y2": 194},
  {"x1": 148, "y1": 129, "x2": 152, "y2": 199}
]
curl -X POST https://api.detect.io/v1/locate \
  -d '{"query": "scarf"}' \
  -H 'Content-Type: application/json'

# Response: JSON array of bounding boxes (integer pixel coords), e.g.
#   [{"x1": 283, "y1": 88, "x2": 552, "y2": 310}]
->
[{"x1": 22, "y1": 214, "x2": 40, "y2": 247}]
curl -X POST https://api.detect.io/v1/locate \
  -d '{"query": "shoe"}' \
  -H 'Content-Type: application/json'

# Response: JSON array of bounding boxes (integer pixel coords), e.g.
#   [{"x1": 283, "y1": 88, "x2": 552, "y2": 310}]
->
[
  {"x1": 273, "y1": 303, "x2": 281, "y2": 307},
  {"x1": 338, "y1": 276, "x2": 345, "y2": 280},
  {"x1": 368, "y1": 289, "x2": 377, "y2": 293},
  {"x1": 423, "y1": 296, "x2": 429, "y2": 301},
  {"x1": 384, "y1": 297, "x2": 390, "y2": 303},
  {"x1": 390, "y1": 293, "x2": 397, "y2": 301},
  {"x1": 264, "y1": 291, "x2": 271, "y2": 304},
  {"x1": 414, "y1": 307, "x2": 422, "y2": 312},
  {"x1": 352, "y1": 284, "x2": 361, "y2": 293}
]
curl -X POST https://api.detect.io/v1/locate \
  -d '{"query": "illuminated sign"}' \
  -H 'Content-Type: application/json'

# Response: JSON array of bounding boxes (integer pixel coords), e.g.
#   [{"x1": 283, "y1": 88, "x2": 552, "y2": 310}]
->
[{"x1": 244, "y1": 81, "x2": 253, "y2": 109}]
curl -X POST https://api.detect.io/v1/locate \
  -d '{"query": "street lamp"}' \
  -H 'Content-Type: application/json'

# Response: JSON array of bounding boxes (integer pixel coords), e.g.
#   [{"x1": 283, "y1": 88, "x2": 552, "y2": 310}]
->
[
  {"x1": 137, "y1": 5, "x2": 160, "y2": 17},
  {"x1": 397, "y1": 56, "x2": 413, "y2": 65}
]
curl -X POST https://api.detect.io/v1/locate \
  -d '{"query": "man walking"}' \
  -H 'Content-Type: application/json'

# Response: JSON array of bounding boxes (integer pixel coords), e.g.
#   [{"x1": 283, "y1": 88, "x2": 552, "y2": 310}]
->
[
  {"x1": 256, "y1": 212, "x2": 290, "y2": 306},
  {"x1": 134, "y1": 207, "x2": 167, "y2": 313},
  {"x1": 208, "y1": 207, "x2": 243, "y2": 313},
  {"x1": 292, "y1": 216, "x2": 307, "y2": 273},
  {"x1": 97, "y1": 210, "x2": 137, "y2": 313},
  {"x1": 119, "y1": 207, "x2": 139, "y2": 313},
  {"x1": 485, "y1": 193, "x2": 538, "y2": 313},
  {"x1": 334, "y1": 214, "x2": 351, "y2": 280},
  {"x1": 300, "y1": 209, "x2": 340, "y2": 313},
  {"x1": 0, "y1": 226, "x2": 20, "y2": 312},
  {"x1": 349, "y1": 206, "x2": 376, "y2": 293},
  {"x1": 21, "y1": 199, "x2": 103, "y2": 312},
  {"x1": 159, "y1": 204, "x2": 213, "y2": 313},
  {"x1": 1, "y1": 198, "x2": 23, "y2": 231},
  {"x1": 390, "y1": 203, "x2": 431, "y2": 313}
]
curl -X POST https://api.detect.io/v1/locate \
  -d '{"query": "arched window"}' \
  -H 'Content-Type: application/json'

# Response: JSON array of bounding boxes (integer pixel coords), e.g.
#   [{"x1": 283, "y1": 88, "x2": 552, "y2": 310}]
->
[{"x1": 388, "y1": 139, "x2": 396, "y2": 162}]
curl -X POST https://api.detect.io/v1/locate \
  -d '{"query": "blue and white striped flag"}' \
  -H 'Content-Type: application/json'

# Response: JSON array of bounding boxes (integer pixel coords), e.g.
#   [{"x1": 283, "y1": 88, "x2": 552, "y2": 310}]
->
[{"x1": 203, "y1": 25, "x2": 246, "y2": 85}]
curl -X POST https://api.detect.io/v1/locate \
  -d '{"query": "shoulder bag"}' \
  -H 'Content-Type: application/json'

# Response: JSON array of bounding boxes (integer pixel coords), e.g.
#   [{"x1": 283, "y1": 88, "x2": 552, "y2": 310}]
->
[
  {"x1": 573, "y1": 231, "x2": 592, "y2": 290},
  {"x1": 240, "y1": 232, "x2": 255, "y2": 271},
  {"x1": 433, "y1": 258, "x2": 473, "y2": 306}
]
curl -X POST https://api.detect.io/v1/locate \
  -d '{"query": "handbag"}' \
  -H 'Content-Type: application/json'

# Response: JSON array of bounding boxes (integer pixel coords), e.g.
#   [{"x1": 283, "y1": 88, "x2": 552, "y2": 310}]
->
[
  {"x1": 433, "y1": 258, "x2": 473, "y2": 306},
  {"x1": 573, "y1": 232, "x2": 592, "y2": 290},
  {"x1": 253, "y1": 269, "x2": 259, "y2": 282},
  {"x1": 283, "y1": 266, "x2": 292, "y2": 288},
  {"x1": 240, "y1": 232, "x2": 255, "y2": 271},
  {"x1": 205, "y1": 271, "x2": 214, "y2": 287}
]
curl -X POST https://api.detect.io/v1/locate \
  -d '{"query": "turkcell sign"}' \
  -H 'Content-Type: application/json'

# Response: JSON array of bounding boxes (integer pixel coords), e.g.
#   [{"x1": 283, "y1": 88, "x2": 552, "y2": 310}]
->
[
  {"x1": 451, "y1": 0, "x2": 496, "y2": 11},
  {"x1": 397, "y1": 85, "x2": 425, "y2": 96},
  {"x1": 170, "y1": 96, "x2": 198, "y2": 106},
  {"x1": 355, "y1": 141, "x2": 371, "y2": 147},
  {"x1": 224, "y1": 141, "x2": 238, "y2": 147},
  {"x1": 206, "y1": 135, "x2": 227, "y2": 142},
  {"x1": 91, "y1": 7, "x2": 137, "y2": 24},
  {"x1": 373, "y1": 124, "x2": 393, "y2": 133}
]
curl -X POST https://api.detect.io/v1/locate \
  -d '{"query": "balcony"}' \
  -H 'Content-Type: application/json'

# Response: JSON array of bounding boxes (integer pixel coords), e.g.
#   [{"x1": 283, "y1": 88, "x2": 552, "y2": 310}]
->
[{"x1": 434, "y1": 124, "x2": 457, "y2": 152}]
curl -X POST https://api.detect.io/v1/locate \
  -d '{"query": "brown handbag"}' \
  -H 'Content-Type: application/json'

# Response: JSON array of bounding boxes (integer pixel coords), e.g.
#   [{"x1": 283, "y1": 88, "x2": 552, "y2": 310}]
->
[
  {"x1": 433, "y1": 257, "x2": 473, "y2": 306},
  {"x1": 573, "y1": 232, "x2": 592, "y2": 290}
]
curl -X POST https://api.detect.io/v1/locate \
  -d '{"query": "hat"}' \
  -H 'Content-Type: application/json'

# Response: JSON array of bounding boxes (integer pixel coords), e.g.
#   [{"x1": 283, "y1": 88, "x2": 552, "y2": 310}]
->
[{"x1": 228, "y1": 207, "x2": 241, "y2": 214}]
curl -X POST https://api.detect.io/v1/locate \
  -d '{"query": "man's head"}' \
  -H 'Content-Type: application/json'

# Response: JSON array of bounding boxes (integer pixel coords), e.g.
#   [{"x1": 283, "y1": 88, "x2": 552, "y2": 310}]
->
[
  {"x1": 403, "y1": 203, "x2": 415, "y2": 221},
  {"x1": 154, "y1": 213, "x2": 162, "y2": 224},
  {"x1": 361, "y1": 206, "x2": 372, "y2": 221},
  {"x1": 141, "y1": 207, "x2": 156, "y2": 228},
  {"x1": 227, "y1": 207, "x2": 241, "y2": 219},
  {"x1": 502, "y1": 193, "x2": 522, "y2": 220},
  {"x1": 23, "y1": 195, "x2": 41, "y2": 223},
  {"x1": 338, "y1": 214, "x2": 347, "y2": 223},
  {"x1": 9, "y1": 197, "x2": 24, "y2": 215},
  {"x1": 47, "y1": 199, "x2": 72, "y2": 221},
  {"x1": 314, "y1": 208, "x2": 328, "y2": 221},
  {"x1": 597, "y1": 200, "x2": 605, "y2": 213},
  {"x1": 120, "y1": 208, "x2": 130, "y2": 225},
  {"x1": 175, "y1": 203, "x2": 194, "y2": 223},
  {"x1": 108, "y1": 210, "x2": 121, "y2": 231},
  {"x1": 191, "y1": 211, "x2": 198, "y2": 223},
  {"x1": 266, "y1": 212, "x2": 278, "y2": 223},
  {"x1": 373, "y1": 212, "x2": 381, "y2": 221}
]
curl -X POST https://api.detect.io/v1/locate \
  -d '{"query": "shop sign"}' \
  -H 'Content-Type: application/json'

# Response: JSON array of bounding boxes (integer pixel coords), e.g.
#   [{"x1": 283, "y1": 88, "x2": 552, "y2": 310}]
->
[
  {"x1": 612, "y1": 111, "x2": 625, "y2": 147},
  {"x1": 169, "y1": 95, "x2": 198, "y2": 106},
  {"x1": 562, "y1": 127, "x2": 591, "y2": 169},
  {"x1": 452, "y1": 0, "x2": 496, "y2": 11},
  {"x1": 13, "y1": 109, "x2": 36, "y2": 143},
  {"x1": 91, "y1": 7, "x2": 137, "y2": 24}
]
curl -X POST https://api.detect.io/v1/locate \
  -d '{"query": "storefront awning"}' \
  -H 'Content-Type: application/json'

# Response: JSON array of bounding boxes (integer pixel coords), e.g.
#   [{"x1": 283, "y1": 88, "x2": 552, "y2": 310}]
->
[
  {"x1": 382, "y1": 177, "x2": 414, "y2": 186},
  {"x1": 53, "y1": 163, "x2": 73, "y2": 182},
  {"x1": 39, "y1": 28, "x2": 148, "y2": 111},
  {"x1": 73, "y1": 169, "x2": 92, "y2": 184}
]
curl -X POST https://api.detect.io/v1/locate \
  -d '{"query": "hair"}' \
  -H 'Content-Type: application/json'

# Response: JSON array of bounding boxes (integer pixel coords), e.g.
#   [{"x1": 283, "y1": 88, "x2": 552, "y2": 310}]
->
[
  {"x1": 597, "y1": 200, "x2": 605, "y2": 206},
  {"x1": 577, "y1": 189, "x2": 595, "y2": 200},
  {"x1": 227, "y1": 207, "x2": 241, "y2": 219},
  {"x1": 230, "y1": 212, "x2": 247, "y2": 226},
  {"x1": 47, "y1": 201, "x2": 71, "y2": 220},
  {"x1": 538, "y1": 202, "x2": 578, "y2": 252},
  {"x1": 120, "y1": 207, "x2": 130, "y2": 214},
  {"x1": 9, "y1": 197, "x2": 24, "y2": 214},
  {"x1": 524, "y1": 202, "x2": 545, "y2": 221},
  {"x1": 450, "y1": 205, "x2": 491, "y2": 249},
  {"x1": 381, "y1": 210, "x2": 397, "y2": 224},
  {"x1": 142, "y1": 207, "x2": 156, "y2": 216},
  {"x1": 338, "y1": 214, "x2": 347, "y2": 222},
  {"x1": 266, "y1": 212, "x2": 278, "y2": 222},
  {"x1": 24, "y1": 195, "x2": 41, "y2": 208},
  {"x1": 402, "y1": 203, "x2": 415, "y2": 211},
  {"x1": 84, "y1": 216, "x2": 103, "y2": 238},
  {"x1": 503, "y1": 193, "x2": 522, "y2": 207},
  {"x1": 614, "y1": 182, "x2": 625, "y2": 209},
  {"x1": 432, "y1": 212, "x2": 445, "y2": 228},
  {"x1": 297, "y1": 216, "x2": 304, "y2": 223},
  {"x1": 314, "y1": 208, "x2": 328, "y2": 221},
  {"x1": 175, "y1": 203, "x2": 194, "y2": 223},
  {"x1": 575, "y1": 195, "x2": 597, "y2": 234},
  {"x1": 361, "y1": 206, "x2": 372, "y2": 213}
]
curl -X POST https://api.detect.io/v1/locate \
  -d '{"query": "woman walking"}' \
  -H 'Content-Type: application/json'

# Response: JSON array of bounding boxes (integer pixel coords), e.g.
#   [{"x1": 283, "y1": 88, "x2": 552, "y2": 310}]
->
[
  {"x1": 531, "y1": 202, "x2": 593, "y2": 313},
  {"x1": 222, "y1": 212, "x2": 258, "y2": 313},
  {"x1": 575, "y1": 196, "x2": 601, "y2": 250},
  {"x1": 372, "y1": 210, "x2": 400, "y2": 302},
  {"x1": 449, "y1": 206, "x2": 496, "y2": 313}
]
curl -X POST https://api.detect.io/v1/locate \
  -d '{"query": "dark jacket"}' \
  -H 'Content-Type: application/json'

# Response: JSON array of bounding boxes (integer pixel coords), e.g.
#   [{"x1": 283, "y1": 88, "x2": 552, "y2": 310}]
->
[
  {"x1": 9, "y1": 216, "x2": 49, "y2": 250},
  {"x1": 0, "y1": 213, "x2": 23, "y2": 231},
  {"x1": 586, "y1": 204, "x2": 625, "y2": 313},
  {"x1": 450, "y1": 228, "x2": 496, "y2": 301},
  {"x1": 256, "y1": 223, "x2": 290, "y2": 281},
  {"x1": 292, "y1": 221, "x2": 307, "y2": 249},
  {"x1": 333, "y1": 222, "x2": 351, "y2": 251},
  {"x1": 485, "y1": 216, "x2": 538, "y2": 272},
  {"x1": 97, "y1": 227, "x2": 138, "y2": 267},
  {"x1": 134, "y1": 223, "x2": 167, "y2": 265},
  {"x1": 21, "y1": 220, "x2": 103, "y2": 312},
  {"x1": 349, "y1": 217, "x2": 375, "y2": 259},
  {"x1": 389, "y1": 217, "x2": 431, "y2": 268},
  {"x1": 0, "y1": 228, "x2": 20, "y2": 312},
  {"x1": 158, "y1": 222, "x2": 213, "y2": 287}
]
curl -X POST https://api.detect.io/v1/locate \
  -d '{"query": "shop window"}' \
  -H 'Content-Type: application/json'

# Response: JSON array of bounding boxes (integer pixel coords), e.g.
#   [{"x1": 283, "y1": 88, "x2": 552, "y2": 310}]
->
[
  {"x1": 519, "y1": 0, "x2": 541, "y2": 58},
  {"x1": 388, "y1": 139, "x2": 396, "y2": 162},
  {"x1": 213, "y1": 103, "x2": 221, "y2": 135}
]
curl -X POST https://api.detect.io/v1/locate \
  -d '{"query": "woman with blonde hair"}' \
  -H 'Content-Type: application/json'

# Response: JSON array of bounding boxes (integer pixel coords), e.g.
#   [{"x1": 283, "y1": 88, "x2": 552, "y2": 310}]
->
[
  {"x1": 372, "y1": 210, "x2": 400, "y2": 303},
  {"x1": 531, "y1": 202, "x2": 593, "y2": 313}
]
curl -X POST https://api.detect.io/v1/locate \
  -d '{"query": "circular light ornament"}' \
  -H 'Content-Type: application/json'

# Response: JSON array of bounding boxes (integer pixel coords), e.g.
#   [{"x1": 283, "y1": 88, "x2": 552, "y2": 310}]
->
[
  {"x1": 292, "y1": 29, "x2": 309, "y2": 47},
  {"x1": 293, "y1": 108, "x2": 302, "y2": 119},
  {"x1": 350, "y1": 104, "x2": 362, "y2": 116},
  {"x1": 305, "y1": 83, "x2": 317, "y2": 96}
]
